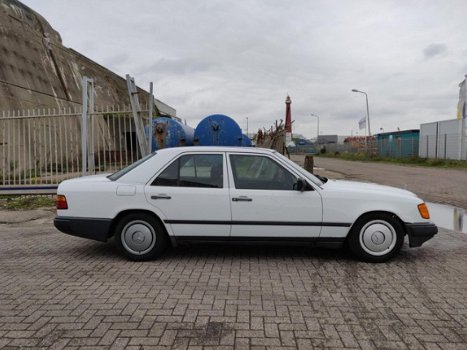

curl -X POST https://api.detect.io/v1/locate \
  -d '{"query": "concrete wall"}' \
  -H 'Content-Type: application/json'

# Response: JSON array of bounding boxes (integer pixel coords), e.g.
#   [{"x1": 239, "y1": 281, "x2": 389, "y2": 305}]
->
[
  {"x1": 0, "y1": 0, "x2": 175, "y2": 116},
  {"x1": 0, "y1": 0, "x2": 179, "y2": 182}
]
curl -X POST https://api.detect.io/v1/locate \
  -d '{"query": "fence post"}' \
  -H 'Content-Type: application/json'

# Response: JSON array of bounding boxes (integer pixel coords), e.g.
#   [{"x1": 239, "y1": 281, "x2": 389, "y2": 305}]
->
[
  {"x1": 426, "y1": 135, "x2": 429, "y2": 158},
  {"x1": 81, "y1": 80, "x2": 87, "y2": 176},
  {"x1": 89, "y1": 83, "x2": 95, "y2": 174},
  {"x1": 81, "y1": 77, "x2": 95, "y2": 176},
  {"x1": 458, "y1": 118, "x2": 463, "y2": 160},
  {"x1": 399, "y1": 139, "x2": 401, "y2": 158},
  {"x1": 444, "y1": 134, "x2": 447, "y2": 159},
  {"x1": 148, "y1": 82, "x2": 154, "y2": 154}
]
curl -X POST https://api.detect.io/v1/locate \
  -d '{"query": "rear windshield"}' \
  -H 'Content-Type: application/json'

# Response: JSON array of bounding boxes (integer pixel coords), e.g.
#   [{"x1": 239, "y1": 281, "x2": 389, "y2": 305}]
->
[{"x1": 108, "y1": 152, "x2": 157, "y2": 181}]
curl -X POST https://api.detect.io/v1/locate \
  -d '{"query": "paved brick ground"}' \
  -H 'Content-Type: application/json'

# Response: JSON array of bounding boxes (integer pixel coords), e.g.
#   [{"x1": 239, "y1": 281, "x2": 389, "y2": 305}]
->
[{"x1": 1, "y1": 217, "x2": 467, "y2": 349}]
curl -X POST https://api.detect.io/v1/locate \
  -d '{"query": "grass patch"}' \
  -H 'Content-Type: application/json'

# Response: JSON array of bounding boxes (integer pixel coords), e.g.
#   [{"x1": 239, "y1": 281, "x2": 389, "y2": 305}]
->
[
  {"x1": 319, "y1": 152, "x2": 467, "y2": 169},
  {"x1": 0, "y1": 196, "x2": 55, "y2": 210}
]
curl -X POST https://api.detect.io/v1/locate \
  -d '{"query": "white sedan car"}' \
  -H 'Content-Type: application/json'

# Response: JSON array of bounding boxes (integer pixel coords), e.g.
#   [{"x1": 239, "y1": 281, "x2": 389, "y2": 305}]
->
[{"x1": 54, "y1": 147, "x2": 437, "y2": 263}]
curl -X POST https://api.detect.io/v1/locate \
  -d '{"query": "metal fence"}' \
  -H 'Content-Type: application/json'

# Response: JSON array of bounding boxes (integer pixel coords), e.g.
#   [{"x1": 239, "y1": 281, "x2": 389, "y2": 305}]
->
[
  {"x1": 289, "y1": 137, "x2": 420, "y2": 158},
  {"x1": 420, "y1": 119, "x2": 467, "y2": 160},
  {"x1": 419, "y1": 133, "x2": 462, "y2": 159},
  {"x1": 377, "y1": 137, "x2": 419, "y2": 158},
  {"x1": 316, "y1": 138, "x2": 379, "y2": 155},
  {"x1": 0, "y1": 106, "x2": 146, "y2": 194}
]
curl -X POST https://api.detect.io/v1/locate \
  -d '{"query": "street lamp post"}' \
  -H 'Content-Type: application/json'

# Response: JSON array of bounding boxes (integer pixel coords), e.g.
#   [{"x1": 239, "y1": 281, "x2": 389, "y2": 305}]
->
[
  {"x1": 352, "y1": 89, "x2": 371, "y2": 152},
  {"x1": 310, "y1": 113, "x2": 320, "y2": 144},
  {"x1": 246, "y1": 117, "x2": 249, "y2": 136},
  {"x1": 351, "y1": 89, "x2": 371, "y2": 136}
]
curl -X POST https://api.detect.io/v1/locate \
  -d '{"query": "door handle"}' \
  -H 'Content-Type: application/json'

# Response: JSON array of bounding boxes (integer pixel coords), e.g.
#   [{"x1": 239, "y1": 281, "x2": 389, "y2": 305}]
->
[
  {"x1": 232, "y1": 196, "x2": 252, "y2": 202},
  {"x1": 151, "y1": 194, "x2": 172, "y2": 200}
]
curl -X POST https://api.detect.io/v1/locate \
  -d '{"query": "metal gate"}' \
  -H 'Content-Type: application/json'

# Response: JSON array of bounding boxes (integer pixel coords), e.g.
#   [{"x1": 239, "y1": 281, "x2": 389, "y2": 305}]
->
[{"x1": 0, "y1": 106, "x2": 147, "y2": 194}]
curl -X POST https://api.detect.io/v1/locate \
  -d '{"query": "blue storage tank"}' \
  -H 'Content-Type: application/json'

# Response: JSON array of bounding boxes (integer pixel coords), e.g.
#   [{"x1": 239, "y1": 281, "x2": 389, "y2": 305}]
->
[
  {"x1": 241, "y1": 134, "x2": 252, "y2": 147},
  {"x1": 146, "y1": 117, "x2": 194, "y2": 151},
  {"x1": 194, "y1": 114, "x2": 243, "y2": 146}
]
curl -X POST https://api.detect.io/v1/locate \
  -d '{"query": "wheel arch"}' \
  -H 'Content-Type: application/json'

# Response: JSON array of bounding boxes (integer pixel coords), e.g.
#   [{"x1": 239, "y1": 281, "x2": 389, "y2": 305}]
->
[
  {"x1": 109, "y1": 209, "x2": 172, "y2": 242},
  {"x1": 347, "y1": 210, "x2": 407, "y2": 238}
]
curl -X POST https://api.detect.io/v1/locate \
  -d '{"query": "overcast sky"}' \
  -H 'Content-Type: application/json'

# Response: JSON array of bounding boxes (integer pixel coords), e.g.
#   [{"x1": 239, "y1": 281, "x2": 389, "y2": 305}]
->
[{"x1": 23, "y1": 0, "x2": 467, "y2": 138}]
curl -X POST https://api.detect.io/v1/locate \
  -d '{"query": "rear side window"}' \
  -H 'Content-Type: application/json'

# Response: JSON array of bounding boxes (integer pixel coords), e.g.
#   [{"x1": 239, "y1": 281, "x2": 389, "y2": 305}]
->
[
  {"x1": 108, "y1": 152, "x2": 157, "y2": 181},
  {"x1": 153, "y1": 160, "x2": 178, "y2": 186},
  {"x1": 152, "y1": 154, "x2": 223, "y2": 188}
]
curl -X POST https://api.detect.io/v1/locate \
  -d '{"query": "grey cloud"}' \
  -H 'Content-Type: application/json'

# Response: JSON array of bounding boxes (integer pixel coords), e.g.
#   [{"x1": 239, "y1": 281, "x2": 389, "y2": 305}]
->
[
  {"x1": 20, "y1": 0, "x2": 467, "y2": 137},
  {"x1": 102, "y1": 53, "x2": 129, "y2": 68},
  {"x1": 423, "y1": 43, "x2": 447, "y2": 59},
  {"x1": 139, "y1": 58, "x2": 212, "y2": 76}
]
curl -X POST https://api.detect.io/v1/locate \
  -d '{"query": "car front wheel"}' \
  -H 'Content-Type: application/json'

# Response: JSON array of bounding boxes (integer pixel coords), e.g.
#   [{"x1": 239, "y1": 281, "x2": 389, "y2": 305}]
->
[
  {"x1": 114, "y1": 213, "x2": 167, "y2": 261},
  {"x1": 348, "y1": 213, "x2": 405, "y2": 263}
]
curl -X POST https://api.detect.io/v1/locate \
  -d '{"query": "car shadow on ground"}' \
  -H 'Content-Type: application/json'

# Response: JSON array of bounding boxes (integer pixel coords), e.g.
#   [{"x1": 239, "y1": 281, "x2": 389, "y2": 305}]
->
[
  {"x1": 55, "y1": 234, "x2": 443, "y2": 265},
  {"x1": 166, "y1": 242, "x2": 356, "y2": 261},
  {"x1": 61, "y1": 238, "x2": 374, "y2": 263}
]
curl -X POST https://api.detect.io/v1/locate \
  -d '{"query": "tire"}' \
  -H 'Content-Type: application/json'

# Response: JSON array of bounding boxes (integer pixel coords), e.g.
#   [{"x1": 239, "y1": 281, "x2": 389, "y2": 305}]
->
[
  {"x1": 348, "y1": 213, "x2": 405, "y2": 263},
  {"x1": 114, "y1": 213, "x2": 168, "y2": 261}
]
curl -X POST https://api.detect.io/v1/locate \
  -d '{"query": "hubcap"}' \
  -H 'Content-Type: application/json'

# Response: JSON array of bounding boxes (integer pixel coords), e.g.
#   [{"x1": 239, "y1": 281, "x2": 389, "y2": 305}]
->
[
  {"x1": 359, "y1": 220, "x2": 396, "y2": 256},
  {"x1": 121, "y1": 220, "x2": 156, "y2": 255}
]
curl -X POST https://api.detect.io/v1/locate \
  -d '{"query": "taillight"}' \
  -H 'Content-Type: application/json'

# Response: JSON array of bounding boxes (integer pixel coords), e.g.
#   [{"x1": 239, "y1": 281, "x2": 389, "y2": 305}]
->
[
  {"x1": 417, "y1": 203, "x2": 430, "y2": 219},
  {"x1": 56, "y1": 195, "x2": 68, "y2": 210}
]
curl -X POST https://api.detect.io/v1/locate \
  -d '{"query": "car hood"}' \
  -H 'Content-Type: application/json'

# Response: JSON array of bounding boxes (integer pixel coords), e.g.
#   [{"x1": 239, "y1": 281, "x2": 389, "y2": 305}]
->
[{"x1": 322, "y1": 179, "x2": 417, "y2": 198}]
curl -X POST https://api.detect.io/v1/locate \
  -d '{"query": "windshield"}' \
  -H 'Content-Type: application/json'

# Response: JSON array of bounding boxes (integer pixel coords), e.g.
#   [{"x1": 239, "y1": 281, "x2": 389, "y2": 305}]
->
[
  {"x1": 273, "y1": 152, "x2": 324, "y2": 186},
  {"x1": 108, "y1": 152, "x2": 157, "y2": 181}
]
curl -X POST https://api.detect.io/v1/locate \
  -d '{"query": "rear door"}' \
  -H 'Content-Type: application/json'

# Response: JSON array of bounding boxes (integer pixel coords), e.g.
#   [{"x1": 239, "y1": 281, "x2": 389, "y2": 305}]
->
[
  {"x1": 227, "y1": 153, "x2": 322, "y2": 239},
  {"x1": 145, "y1": 152, "x2": 231, "y2": 238}
]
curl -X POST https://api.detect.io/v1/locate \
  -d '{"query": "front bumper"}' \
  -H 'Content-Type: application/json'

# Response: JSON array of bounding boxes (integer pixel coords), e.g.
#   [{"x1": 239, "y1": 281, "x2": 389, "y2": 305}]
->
[
  {"x1": 405, "y1": 222, "x2": 438, "y2": 247},
  {"x1": 54, "y1": 216, "x2": 112, "y2": 242}
]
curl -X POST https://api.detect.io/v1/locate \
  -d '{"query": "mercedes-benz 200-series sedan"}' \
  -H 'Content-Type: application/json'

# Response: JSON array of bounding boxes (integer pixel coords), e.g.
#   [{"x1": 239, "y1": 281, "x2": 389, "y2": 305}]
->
[{"x1": 54, "y1": 147, "x2": 437, "y2": 263}]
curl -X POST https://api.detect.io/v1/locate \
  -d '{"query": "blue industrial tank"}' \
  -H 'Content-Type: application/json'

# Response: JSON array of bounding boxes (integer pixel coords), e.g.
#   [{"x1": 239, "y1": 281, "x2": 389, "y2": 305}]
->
[
  {"x1": 194, "y1": 114, "x2": 243, "y2": 146},
  {"x1": 146, "y1": 117, "x2": 194, "y2": 151},
  {"x1": 241, "y1": 134, "x2": 252, "y2": 147}
]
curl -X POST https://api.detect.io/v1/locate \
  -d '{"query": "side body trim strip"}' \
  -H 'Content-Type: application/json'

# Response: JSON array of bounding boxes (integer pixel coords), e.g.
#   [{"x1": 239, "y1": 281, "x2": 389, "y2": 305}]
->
[{"x1": 164, "y1": 220, "x2": 351, "y2": 227}]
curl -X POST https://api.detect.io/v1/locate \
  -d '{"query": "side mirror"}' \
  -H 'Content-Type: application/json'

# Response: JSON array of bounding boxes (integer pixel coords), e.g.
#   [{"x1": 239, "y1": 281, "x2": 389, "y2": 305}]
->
[
  {"x1": 315, "y1": 175, "x2": 328, "y2": 183},
  {"x1": 296, "y1": 178, "x2": 306, "y2": 192}
]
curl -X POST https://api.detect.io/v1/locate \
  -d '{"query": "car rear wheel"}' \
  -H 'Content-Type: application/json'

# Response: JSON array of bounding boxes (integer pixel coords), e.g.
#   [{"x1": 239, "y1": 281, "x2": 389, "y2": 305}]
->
[
  {"x1": 348, "y1": 213, "x2": 404, "y2": 263},
  {"x1": 114, "y1": 213, "x2": 167, "y2": 261}
]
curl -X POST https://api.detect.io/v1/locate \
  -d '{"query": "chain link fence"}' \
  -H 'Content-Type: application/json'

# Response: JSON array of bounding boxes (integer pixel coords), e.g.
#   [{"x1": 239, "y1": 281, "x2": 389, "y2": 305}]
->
[{"x1": 289, "y1": 137, "x2": 422, "y2": 159}]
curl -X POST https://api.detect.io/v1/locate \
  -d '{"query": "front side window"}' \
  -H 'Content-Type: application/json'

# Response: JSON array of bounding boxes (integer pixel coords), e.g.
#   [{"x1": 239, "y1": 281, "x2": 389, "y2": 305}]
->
[
  {"x1": 152, "y1": 154, "x2": 223, "y2": 188},
  {"x1": 229, "y1": 155, "x2": 297, "y2": 190}
]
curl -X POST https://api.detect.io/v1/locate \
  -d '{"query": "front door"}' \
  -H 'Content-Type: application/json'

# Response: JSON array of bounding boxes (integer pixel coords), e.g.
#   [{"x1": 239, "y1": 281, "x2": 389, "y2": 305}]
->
[{"x1": 227, "y1": 153, "x2": 322, "y2": 239}]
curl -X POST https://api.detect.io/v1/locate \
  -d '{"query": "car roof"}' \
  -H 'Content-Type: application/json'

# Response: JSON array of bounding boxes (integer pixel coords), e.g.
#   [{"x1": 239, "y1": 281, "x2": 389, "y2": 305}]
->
[{"x1": 155, "y1": 146, "x2": 276, "y2": 155}]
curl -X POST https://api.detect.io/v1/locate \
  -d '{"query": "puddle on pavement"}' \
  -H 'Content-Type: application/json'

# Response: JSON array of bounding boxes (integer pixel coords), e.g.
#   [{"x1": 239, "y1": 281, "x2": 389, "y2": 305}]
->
[{"x1": 427, "y1": 202, "x2": 466, "y2": 234}]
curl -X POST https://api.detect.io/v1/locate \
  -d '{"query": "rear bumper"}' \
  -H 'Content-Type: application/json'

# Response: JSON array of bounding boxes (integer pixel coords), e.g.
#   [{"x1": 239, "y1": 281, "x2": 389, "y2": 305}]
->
[
  {"x1": 405, "y1": 222, "x2": 438, "y2": 248},
  {"x1": 54, "y1": 216, "x2": 112, "y2": 242}
]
